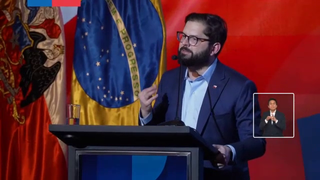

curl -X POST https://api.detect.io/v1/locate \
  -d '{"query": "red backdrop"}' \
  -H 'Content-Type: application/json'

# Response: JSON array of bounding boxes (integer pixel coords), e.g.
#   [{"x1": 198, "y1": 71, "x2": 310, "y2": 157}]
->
[
  {"x1": 65, "y1": 0, "x2": 320, "y2": 179},
  {"x1": 161, "y1": 0, "x2": 320, "y2": 179}
]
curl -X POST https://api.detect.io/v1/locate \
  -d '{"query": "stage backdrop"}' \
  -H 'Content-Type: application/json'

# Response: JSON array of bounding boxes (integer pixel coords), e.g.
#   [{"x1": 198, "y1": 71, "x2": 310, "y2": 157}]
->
[{"x1": 62, "y1": 0, "x2": 320, "y2": 179}]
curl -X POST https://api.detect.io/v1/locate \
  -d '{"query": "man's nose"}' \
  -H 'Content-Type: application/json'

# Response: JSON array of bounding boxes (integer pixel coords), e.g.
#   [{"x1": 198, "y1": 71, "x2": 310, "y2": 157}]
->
[{"x1": 181, "y1": 38, "x2": 189, "y2": 46}]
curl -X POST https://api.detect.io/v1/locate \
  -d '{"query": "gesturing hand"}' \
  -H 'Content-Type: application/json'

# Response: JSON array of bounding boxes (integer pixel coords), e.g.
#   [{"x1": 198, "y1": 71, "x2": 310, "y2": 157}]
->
[{"x1": 138, "y1": 85, "x2": 158, "y2": 118}]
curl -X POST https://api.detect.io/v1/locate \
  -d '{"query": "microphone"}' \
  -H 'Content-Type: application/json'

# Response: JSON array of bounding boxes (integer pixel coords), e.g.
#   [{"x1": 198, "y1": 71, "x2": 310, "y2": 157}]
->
[
  {"x1": 157, "y1": 55, "x2": 184, "y2": 126},
  {"x1": 172, "y1": 55, "x2": 178, "y2": 60}
]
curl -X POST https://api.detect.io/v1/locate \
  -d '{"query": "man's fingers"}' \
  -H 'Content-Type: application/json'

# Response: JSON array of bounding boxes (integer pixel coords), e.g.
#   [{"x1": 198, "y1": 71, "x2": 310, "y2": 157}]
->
[
  {"x1": 145, "y1": 94, "x2": 158, "y2": 105},
  {"x1": 139, "y1": 85, "x2": 157, "y2": 100},
  {"x1": 144, "y1": 85, "x2": 157, "y2": 93},
  {"x1": 212, "y1": 153, "x2": 226, "y2": 168},
  {"x1": 212, "y1": 144, "x2": 218, "y2": 148},
  {"x1": 212, "y1": 144, "x2": 223, "y2": 151},
  {"x1": 145, "y1": 89, "x2": 157, "y2": 98}
]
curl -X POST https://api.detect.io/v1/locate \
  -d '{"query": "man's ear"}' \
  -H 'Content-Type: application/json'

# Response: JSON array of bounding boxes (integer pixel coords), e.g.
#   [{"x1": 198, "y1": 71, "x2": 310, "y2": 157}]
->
[{"x1": 210, "y1": 43, "x2": 221, "y2": 56}]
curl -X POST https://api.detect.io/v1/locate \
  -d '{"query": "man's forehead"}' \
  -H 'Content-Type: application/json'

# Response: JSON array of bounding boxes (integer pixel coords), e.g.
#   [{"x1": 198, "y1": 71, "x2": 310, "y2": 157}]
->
[{"x1": 183, "y1": 21, "x2": 206, "y2": 36}]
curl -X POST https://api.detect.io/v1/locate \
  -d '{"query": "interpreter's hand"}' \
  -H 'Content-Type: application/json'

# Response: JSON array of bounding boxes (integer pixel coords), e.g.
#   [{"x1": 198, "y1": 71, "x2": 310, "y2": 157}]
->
[
  {"x1": 138, "y1": 85, "x2": 158, "y2": 118},
  {"x1": 266, "y1": 116, "x2": 272, "y2": 121},
  {"x1": 211, "y1": 144, "x2": 232, "y2": 169},
  {"x1": 271, "y1": 116, "x2": 277, "y2": 122}
]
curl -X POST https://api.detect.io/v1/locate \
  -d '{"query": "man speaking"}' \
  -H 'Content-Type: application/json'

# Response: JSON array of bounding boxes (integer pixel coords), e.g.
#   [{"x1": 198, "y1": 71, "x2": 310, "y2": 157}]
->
[{"x1": 138, "y1": 13, "x2": 266, "y2": 180}]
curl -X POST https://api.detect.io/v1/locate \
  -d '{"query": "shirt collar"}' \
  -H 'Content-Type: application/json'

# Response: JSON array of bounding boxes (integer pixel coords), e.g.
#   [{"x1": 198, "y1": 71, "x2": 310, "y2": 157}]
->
[
  {"x1": 184, "y1": 58, "x2": 218, "y2": 82},
  {"x1": 270, "y1": 110, "x2": 277, "y2": 114}
]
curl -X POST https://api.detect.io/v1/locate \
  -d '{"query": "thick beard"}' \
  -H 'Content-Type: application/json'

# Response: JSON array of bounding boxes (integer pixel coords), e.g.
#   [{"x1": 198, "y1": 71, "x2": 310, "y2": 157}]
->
[{"x1": 178, "y1": 46, "x2": 210, "y2": 68}]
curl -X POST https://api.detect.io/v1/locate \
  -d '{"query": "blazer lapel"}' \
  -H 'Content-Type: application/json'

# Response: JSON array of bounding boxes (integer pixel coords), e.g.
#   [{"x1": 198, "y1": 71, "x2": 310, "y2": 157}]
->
[{"x1": 196, "y1": 61, "x2": 229, "y2": 135}]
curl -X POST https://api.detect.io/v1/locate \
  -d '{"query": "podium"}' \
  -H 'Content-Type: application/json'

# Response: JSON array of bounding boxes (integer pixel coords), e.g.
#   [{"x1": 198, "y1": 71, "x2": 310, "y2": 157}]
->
[{"x1": 49, "y1": 125, "x2": 220, "y2": 180}]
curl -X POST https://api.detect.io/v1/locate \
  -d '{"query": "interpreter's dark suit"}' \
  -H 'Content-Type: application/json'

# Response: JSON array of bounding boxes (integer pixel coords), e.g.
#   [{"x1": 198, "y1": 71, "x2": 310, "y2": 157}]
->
[{"x1": 260, "y1": 111, "x2": 286, "y2": 136}]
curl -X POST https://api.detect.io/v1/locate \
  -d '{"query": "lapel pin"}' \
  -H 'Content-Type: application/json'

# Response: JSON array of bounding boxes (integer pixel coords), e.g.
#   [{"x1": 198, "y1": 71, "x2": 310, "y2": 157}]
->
[{"x1": 213, "y1": 85, "x2": 217, "y2": 89}]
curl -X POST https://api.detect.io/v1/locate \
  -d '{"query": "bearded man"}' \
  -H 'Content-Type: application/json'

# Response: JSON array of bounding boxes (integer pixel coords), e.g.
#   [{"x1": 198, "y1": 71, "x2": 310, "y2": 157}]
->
[{"x1": 138, "y1": 13, "x2": 266, "y2": 180}]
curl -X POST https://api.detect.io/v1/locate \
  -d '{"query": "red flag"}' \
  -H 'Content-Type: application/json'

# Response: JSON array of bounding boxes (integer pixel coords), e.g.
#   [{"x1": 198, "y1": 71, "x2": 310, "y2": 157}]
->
[{"x1": 0, "y1": 4, "x2": 67, "y2": 180}]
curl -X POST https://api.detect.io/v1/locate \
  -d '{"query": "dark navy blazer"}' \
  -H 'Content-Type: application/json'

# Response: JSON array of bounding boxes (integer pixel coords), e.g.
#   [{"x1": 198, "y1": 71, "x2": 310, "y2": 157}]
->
[{"x1": 145, "y1": 60, "x2": 266, "y2": 179}]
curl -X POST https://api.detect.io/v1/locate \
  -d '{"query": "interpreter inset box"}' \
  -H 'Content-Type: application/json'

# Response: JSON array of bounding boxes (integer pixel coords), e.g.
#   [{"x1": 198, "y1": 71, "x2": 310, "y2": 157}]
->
[{"x1": 253, "y1": 93, "x2": 294, "y2": 138}]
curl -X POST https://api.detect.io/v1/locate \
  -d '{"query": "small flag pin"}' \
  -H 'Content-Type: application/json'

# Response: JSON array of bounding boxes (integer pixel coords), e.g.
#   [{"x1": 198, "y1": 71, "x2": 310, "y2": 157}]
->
[{"x1": 213, "y1": 85, "x2": 217, "y2": 88}]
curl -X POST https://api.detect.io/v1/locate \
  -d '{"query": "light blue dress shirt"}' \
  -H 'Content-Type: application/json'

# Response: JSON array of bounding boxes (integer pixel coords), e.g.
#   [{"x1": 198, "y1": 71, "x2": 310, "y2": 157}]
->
[
  {"x1": 140, "y1": 59, "x2": 236, "y2": 161},
  {"x1": 181, "y1": 59, "x2": 216, "y2": 129}
]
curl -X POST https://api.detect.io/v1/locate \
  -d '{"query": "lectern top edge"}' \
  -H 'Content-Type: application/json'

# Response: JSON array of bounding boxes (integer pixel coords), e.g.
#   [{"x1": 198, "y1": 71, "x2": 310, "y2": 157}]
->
[
  {"x1": 49, "y1": 124, "x2": 220, "y2": 158},
  {"x1": 49, "y1": 124, "x2": 195, "y2": 134}
]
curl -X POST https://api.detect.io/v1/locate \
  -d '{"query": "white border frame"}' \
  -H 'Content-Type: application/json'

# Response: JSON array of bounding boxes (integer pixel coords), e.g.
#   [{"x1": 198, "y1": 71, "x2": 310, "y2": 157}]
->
[{"x1": 253, "y1": 93, "x2": 295, "y2": 138}]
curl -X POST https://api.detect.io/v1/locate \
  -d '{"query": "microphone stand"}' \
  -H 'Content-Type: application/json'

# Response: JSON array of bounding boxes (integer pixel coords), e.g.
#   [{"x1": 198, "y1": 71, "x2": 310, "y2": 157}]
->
[{"x1": 157, "y1": 55, "x2": 184, "y2": 126}]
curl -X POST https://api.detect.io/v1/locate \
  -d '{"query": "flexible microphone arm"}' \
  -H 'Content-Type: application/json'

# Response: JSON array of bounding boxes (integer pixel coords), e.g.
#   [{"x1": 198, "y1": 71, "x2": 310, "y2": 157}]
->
[
  {"x1": 171, "y1": 55, "x2": 182, "y2": 121},
  {"x1": 157, "y1": 55, "x2": 184, "y2": 126}
]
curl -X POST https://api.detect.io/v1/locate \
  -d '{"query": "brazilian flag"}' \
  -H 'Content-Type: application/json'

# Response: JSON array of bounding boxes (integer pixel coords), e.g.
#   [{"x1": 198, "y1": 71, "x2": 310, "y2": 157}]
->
[{"x1": 71, "y1": 0, "x2": 166, "y2": 125}]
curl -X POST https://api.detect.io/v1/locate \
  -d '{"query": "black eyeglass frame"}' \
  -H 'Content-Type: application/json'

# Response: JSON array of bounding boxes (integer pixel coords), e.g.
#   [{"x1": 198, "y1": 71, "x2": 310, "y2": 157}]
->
[{"x1": 176, "y1": 31, "x2": 211, "y2": 46}]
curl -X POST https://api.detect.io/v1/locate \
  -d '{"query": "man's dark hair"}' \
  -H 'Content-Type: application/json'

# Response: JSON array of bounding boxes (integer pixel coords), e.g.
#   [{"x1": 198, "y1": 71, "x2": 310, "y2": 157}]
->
[
  {"x1": 185, "y1": 13, "x2": 228, "y2": 56},
  {"x1": 268, "y1": 98, "x2": 277, "y2": 105}
]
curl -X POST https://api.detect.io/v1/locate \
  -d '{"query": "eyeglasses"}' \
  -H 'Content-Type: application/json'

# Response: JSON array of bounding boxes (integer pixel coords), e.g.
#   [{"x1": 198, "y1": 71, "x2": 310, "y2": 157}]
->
[{"x1": 177, "y1": 31, "x2": 211, "y2": 46}]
